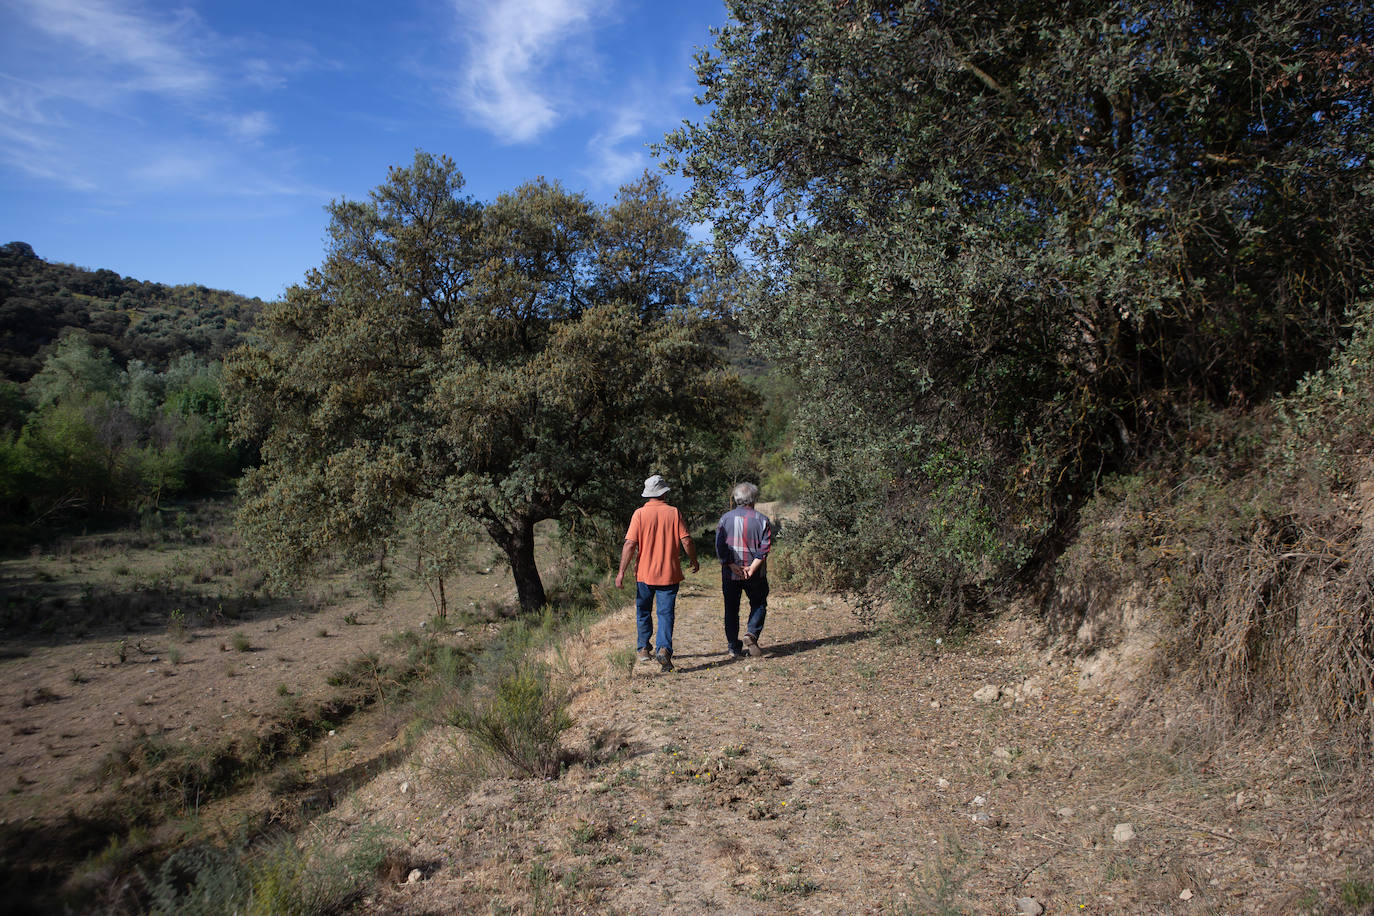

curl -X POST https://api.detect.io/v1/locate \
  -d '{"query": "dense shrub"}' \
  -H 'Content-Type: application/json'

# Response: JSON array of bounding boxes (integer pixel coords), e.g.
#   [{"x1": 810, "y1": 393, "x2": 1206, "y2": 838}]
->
[
  {"x1": 0, "y1": 337, "x2": 243, "y2": 539},
  {"x1": 456, "y1": 661, "x2": 572, "y2": 778}
]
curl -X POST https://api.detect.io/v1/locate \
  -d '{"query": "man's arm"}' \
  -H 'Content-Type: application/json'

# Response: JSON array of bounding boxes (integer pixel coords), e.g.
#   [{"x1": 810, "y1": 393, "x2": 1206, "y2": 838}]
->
[
  {"x1": 615, "y1": 539, "x2": 638, "y2": 589},
  {"x1": 742, "y1": 515, "x2": 771, "y2": 578},
  {"x1": 680, "y1": 535, "x2": 699, "y2": 574}
]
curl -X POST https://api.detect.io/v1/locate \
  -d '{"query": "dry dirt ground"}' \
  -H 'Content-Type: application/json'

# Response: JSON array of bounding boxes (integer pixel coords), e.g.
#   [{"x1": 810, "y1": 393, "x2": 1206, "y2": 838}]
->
[
  {"x1": 320, "y1": 578, "x2": 1374, "y2": 916},
  {"x1": 0, "y1": 521, "x2": 512, "y2": 830},
  {"x1": 4, "y1": 520, "x2": 1372, "y2": 915}
]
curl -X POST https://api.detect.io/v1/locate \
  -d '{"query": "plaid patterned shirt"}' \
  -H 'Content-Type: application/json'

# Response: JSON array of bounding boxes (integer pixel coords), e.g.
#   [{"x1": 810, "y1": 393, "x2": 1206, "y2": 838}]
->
[{"x1": 715, "y1": 505, "x2": 772, "y2": 581}]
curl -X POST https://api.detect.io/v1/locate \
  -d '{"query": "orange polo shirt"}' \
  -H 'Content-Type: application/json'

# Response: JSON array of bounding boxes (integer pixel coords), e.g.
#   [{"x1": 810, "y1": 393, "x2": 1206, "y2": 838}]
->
[{"x1": 625, "y1": 499, "x2": 689, "y2": 586}]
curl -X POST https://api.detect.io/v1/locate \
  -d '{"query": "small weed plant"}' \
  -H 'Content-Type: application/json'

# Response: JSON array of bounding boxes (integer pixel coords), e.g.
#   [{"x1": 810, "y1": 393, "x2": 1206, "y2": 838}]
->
[
  {"x1": 607, "y1": 647, "x2": 636, "y2": 679},
  {"x1": 168, "y1": 608, "x2": 187, "y2": 641}
]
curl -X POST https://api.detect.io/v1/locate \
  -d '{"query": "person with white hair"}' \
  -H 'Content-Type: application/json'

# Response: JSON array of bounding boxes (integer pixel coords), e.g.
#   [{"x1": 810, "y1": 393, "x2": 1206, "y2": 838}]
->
[
  {"x1": 715, "y1": 481, "x2": 773, "y2": 659},
  {"x1": 615, "y1": 474, "x2": 699, "y2": 671}
]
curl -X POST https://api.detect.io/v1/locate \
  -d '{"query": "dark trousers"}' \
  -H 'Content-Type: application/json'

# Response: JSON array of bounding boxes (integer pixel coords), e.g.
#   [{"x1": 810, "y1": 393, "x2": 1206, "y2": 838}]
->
[{"x1": 722, "y1": 569, "x2": 769, "y2": 653}]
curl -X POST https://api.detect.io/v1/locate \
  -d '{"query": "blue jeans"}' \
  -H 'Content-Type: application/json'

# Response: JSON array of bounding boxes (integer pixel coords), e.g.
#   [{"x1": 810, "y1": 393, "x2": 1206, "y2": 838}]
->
[
  {"x1": 722, "y1": 570, "x2": 769, "y2": 653},
  {"x1": 636, "y1": 582, "x2": 679, "y2": 653}
]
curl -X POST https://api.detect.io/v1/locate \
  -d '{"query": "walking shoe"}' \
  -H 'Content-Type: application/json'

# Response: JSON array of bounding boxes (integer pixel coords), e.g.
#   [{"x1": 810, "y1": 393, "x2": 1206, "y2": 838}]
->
[
  {"x1": 727, "y1": 648, "x2": 746, "y2": 661},
  {"x1": 657, "y1": 649, "x2": 674, "y2": 672},
  {"x1": 637, "y1": 648, "x2": 653, "y2": 662},
  {"x1": 745, "y1": 633, "x2": 763, "y2": 657}
]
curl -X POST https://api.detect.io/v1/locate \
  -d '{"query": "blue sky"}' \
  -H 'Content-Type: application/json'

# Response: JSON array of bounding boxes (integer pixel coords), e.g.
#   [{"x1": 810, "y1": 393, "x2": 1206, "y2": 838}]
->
[{"x1": 0, "y1": 0, "x2": 728, "y2": 301}]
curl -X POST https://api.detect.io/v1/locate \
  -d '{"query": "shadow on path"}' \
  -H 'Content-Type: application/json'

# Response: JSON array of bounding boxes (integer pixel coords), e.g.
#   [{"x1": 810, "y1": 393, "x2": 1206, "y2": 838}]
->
[{"x1": 672, "y1": 628, "x2": 872, "y2": 673}]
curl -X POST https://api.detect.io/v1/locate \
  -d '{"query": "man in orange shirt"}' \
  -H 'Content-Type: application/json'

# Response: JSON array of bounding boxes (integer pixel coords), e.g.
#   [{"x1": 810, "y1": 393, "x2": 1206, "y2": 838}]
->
[{"x1": 615, "y1": 474, "x2": 699, "y2": 671}]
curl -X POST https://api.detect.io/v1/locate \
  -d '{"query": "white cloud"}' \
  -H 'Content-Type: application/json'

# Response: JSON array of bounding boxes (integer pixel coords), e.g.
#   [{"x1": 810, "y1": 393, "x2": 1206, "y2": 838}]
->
[
  {"x1": 130, "y1": 150, "x2": 213, "y2": 187},
  {"x1": 221, "y1": 110, "x2": 273, "y2": 143},
  {"x1": 451, "y1": 0, "x2": 602, "y2": 143},
  {"x1": 585, "y1": 104, "x2": 648, "y2": 186},
  {"x1": 9, "y1": 0, "x2": 213, "y2": 97},
  {"x1": 0, "y1": 119, "x2": 100, "y2": 191},
  {"x1": 241, "y1": 58, "x2": 287, "y2": 92},
  {"x1": 0, "y1": 0, "x2": 315, "y2": 200}
]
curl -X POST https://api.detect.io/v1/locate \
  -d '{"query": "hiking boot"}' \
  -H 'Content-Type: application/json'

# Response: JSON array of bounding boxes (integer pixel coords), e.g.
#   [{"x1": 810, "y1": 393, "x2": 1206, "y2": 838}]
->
[
  {"x1": 657, "y1": 649, "x2": 674, "y2": 672},
  {"x1": 637, "y1": 648, "x2": 653, "y2": 662},
  {"x1": 727, "y1": 647, "x2": 746, "y2": 661},
  {"x1": 745, "y1": 633, "x2": 763, "y2": 657}
]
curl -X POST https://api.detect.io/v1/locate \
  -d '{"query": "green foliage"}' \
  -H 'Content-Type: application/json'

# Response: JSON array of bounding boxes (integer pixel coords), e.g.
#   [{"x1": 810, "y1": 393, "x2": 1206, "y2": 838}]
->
[
  {"x1": 728, "y1": 358, "x2": 807, "y2": 505},
  {"x1": 0, "y1": 337, "x2": 242, "y2": 540},
  {"x1": 144, "y1": 831, "x2": 393, "y2": 916},
  {"x1": 0, "y1": 244, "x2": 252, "y2": 539},
  {"x1": 26, "y1": 335, "x2": 121, "y2": 408},
  {"x1": 665, "y1": 0, "x2": 1374, "y2": 627},
  {"x1": 226, "y1": 152, "x2": 752, "y2": 612},
  {"x1": 456, "y1": 660, "x2": 572, "y2": 778}
]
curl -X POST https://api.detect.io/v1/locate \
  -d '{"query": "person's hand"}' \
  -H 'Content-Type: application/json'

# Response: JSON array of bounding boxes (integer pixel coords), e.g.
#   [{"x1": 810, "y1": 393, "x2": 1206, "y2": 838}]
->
[
  {"x1": 689, "y1": 558, "x2": 700, "y2": 574},
  {"x1": 615, "y1": 571, "x2": 624, "y2": 589}
]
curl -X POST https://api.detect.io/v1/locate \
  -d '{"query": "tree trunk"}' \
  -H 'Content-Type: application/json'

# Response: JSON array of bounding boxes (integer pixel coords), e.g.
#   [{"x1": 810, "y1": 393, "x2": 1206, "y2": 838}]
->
[{"x1": 489, "y1": 517, "x2": 547, "y2": 614}]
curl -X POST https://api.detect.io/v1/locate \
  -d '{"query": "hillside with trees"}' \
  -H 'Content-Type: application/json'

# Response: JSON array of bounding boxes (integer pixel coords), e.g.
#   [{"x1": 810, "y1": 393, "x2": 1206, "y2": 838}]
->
[
  {"x1": 0, "y1": 241, "x2": 261, "y2": 382},
  {"x1": 0, "y1": 243, "x2": 261, "y2": 543}
]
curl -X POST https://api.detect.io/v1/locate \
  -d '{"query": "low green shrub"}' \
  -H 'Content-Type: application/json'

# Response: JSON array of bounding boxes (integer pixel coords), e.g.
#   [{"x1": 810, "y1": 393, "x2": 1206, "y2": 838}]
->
[
  {"x1": 144, "y1": 830, "x2": 394, "y2": 916},
  {"x1": 456, "y1": 661, "x2": 572, "y2": 778}
]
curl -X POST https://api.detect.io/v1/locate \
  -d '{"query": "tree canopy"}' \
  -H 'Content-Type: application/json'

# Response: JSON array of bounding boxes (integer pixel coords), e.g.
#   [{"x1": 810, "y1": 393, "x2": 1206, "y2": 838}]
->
[
  {"x1": 225, "y1": 153, "x2": 750, "y2": 613},
  {"x1": 664, "y1": 0, "x2": 1374, "y2": 619},
  {"x1": 0, "y1": 338, "x2": 238, "y2": 541}
]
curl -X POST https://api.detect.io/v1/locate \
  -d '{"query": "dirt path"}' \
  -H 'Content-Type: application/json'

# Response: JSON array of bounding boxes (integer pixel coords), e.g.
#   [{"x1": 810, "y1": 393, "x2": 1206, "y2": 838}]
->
[{"x1": 344, "y1": 580, "x2": 1373, "y2": 915}]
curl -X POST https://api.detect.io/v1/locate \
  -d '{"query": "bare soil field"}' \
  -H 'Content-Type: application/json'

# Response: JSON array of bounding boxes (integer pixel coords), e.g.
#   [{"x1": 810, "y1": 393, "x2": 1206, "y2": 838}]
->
[
  {"x1": 0, "y1": 505, "x2": 525, "y2": 906},
  {"x1": 336, "y1": 581, "x2": 1373, "y2": 915}
]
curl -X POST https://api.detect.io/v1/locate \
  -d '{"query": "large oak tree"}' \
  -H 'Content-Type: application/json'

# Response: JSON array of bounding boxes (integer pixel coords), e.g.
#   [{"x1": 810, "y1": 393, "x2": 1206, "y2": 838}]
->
[{"x1": 226, "y1": 153, "x2": 749, "y2": 612}]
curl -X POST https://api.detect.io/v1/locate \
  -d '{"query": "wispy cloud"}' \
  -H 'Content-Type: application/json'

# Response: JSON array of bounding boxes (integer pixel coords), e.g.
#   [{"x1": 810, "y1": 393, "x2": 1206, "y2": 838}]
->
[
  {"x1": 581, "y1": 63, "x2": 704, "y2": 192},
  {"x1": 9, "y1": 0, "x2": 213, "y2": 97},
  {"x1": 241, "y1": 58, "x2": 286, "y2": 92},
  {"x1": 0, "y1": 0, "x2": 313, "y2": 199},
  {"x1": 130, "y1": 150, "x2": 213, "y2": 186},
  {"x1": 219, "y1": 110, "x2": 273, "y2": 143},
  {"x1": 451, "y1": 0, "x2": 601, "y2": 143},
  {"x1": 585, "y1": 103, "x2": 648, "y2": 186}
]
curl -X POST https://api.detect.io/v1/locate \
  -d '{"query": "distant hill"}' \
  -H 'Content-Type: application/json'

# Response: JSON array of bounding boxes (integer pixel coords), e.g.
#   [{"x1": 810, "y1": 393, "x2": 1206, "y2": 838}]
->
[{"x1": 0, "y1": 241, "x2": 263, "y2": 382}]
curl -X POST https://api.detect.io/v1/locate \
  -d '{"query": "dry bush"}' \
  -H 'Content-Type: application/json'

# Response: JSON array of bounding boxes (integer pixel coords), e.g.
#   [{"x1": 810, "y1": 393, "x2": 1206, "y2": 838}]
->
[
  {"x1": 1183, "y1": 510, "x2": 1374, "y2": 751},
  {"x1": 768, "y1": 539, "x2": 843, "y2": 594},
  {"x1": 1053, "y1": 470, "x2": 1374, "y2": 755},
  {"x1": 1049, "y1": 305, "x2": 1374, "y2": 756}
]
